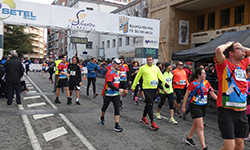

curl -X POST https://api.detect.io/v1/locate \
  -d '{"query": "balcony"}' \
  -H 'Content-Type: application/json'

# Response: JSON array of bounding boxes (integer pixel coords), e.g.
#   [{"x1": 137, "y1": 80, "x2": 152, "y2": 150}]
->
[{"x1": 32, "y1": 43, "x2": 40, "y2": 47}]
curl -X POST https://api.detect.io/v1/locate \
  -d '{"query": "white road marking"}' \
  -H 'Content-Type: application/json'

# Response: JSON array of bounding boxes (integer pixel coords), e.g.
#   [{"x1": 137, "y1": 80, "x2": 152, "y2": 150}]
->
[
  {"x1": 153, "y1": 113, "x2": 169, "y2": 120},
  {"x1": 27, "y1": 91, "x2": 36, "y2": 93},
  {"x1": 23, "y1": 96, "x2": 41, "y2": 100},
  {"x1": 43, "y1": 127, "x2": 68, "y2": 142},
  {"x1": 18, "y1": 105, "x2": 42, "y2": 150},
  {"x1": 28, "y1": 87, "x2": 34, "y2": 89},
  {"x1": 26, "y1": 84, "x2": 32, "y2": 86},
  {"x1": 26, "y1": 75, "x2": 97, "y2": 150},
  {"x1": 33, "y1": 114, "x2": 54, "y2": 120},
  {"x1": 27, "y1": 102, "x2": 46, "y2": 108}
]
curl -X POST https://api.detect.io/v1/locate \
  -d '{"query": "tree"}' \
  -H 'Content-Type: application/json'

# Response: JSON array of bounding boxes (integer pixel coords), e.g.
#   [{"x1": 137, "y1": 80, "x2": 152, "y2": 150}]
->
[{"x1": 4, "y1": 25, "x2": 35, "y2": 57}]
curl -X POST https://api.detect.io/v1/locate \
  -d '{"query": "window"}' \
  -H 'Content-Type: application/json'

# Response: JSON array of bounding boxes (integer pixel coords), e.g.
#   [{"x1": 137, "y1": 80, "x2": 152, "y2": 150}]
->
[
  {"x1": 208, "y1": 12, "x2": 215, "y2": 30},
  {"x1": 235, "y1": 5, "x2": 244, "y2": 24},
  {"x1": 102, "y1": 41, "x2": 105, "y2": 48},
  {"x1": 87, "y1": 7, "x2": 93, "y2": 11},
  {"x1": 221, "y1": 8, "x2": 230, "y2": 27},
  {"x1": 197, "y1": 15, "x2": 204, "y2": 31},
  {"x1": 107, "y1": 40, "x2": 110, "y2": 48},
  {"x1": 119, "y1": 38, "x2": 122, "y2": 47},
  {"x1": 113, "y1": 39, "x2": 116, "y2": 47},
  {"x1": 125, "y1": 37, "x2": 129, "y2": 45},
  {"x1": 86, "y1": 42, "x2": 92, "y2": 49}
]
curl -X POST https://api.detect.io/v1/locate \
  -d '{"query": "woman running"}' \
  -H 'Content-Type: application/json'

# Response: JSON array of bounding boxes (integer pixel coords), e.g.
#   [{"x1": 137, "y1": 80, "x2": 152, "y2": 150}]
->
[
  {"x1": 130, "y1": 61, "x2": 140, "y2": 105},
  {"x1": 181, "y1": 67, "x2": 217, "y2": 150}
]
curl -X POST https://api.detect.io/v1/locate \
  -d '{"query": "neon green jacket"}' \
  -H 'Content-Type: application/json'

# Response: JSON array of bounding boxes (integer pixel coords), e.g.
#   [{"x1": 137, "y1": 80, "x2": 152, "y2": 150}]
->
[
  {"x1": 55, "y1": 59, "x2": 62, "y2": 75},
  {"x1": 132, "y1": 64, "x2": 166, "y2": 89},
  {"x1": 159, "y1": 71, "x2": 173, "y2": 94}
]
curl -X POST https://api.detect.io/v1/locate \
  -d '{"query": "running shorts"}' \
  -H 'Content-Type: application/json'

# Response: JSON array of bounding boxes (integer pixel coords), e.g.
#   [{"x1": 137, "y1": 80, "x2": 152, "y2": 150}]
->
[
  {"x1": 218, "y1": 107, "x2": 249, "y2": 139},
  {"x1": 190, "y1": 103, "x2": 207, "y2": 119},
  {"x1": 119, "y1": 81, "x2": 128, "y2": 90},
  {"x1": 57, "y1": 78, "x2": 69, "y2": 88},
  {"x1": 69, "y1": 80, "x2": 80, "y2": 91}
]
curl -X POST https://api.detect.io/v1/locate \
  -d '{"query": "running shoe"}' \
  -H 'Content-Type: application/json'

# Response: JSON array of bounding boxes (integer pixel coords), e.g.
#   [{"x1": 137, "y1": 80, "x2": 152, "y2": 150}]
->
[
  {"x1": 67, "y1": 98, "x2": 72, "y2": 105},
  {"x1": 113, "y1": 124, "x2": 123, "y2": 132},
  {"x1": 55, "y1": 99, "x2": 61, "y2": 104},
  {"x1": 203, "y1": 122, "x2": 208, "y2": 127},
  {"x1": 169, "y1": 118, "x2": 178, "y2": 125},
  {"x1": 185, "y1": 137, "x2": 196, "y2": 147},
  {"x1": 174, "y1": 110, "x2": 182, "y2": 118},
  {"x1": 137, "y1": 97, "x2": 142, "y2": 101},
  {"x1": 156, "y1": 112, "x2": 161, "y2": 120},
  {"x1": 99, "y1": 117, "x2": 104, "y2": 125},
  {"x1": 93, "y1": 93, "x2": 98, "y2": 98},
  {"x1": 203, "y1": 147, "x2": 208, "y2": 150},
  {"x1": 150, "y1": 121, "x2": 159, "y2": 131},
  {"x1": 76, "y1": 101, "x2": 81, "y2": 105},
  {"x1": 244, "y1": 135, "x2": 250, "y2": 141},
  {"x1": 140, "y1": 117, "x2": 149, "y2": 125},
  {"x1": 135, "y1": 101, "x2": 138, "y2": 105}
]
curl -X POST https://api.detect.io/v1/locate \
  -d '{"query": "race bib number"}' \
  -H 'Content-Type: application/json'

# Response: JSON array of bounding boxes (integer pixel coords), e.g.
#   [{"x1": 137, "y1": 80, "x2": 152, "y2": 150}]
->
[
  {"x1": 114, "y1": 77, "x2": 120, "y2": 83},
  {"x1": 120, "y1": 71, "x2": 127, "y2": 81},
  {"x1": 195, "y1": 95, "x2": 207, "y2": 104},
  {"x1": 235, "y1": 69, "x2": 246, "y2": 82},
  {"x1": 70, "y1": 71, "x2": 76, "y2": 76},
  {"x1": 166, "y1": 78, "x2": 172, "y2": 83},
  {"x1": 151, "y1": 80, "x2": 158, "y2": 86},
  {"x1": 63, "y1": 69, "x2": 67, "y2": 73},
  {"x1": 179, "y1": 80, "x2": 186, "y2": 85}
]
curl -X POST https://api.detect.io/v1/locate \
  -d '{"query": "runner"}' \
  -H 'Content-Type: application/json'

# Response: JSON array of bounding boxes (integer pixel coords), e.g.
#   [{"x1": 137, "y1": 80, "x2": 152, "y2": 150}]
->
[
  {"x1": 181, "y1": 67, "x2": 217, "y2": 150},
  {"x1": 100, "y1": 58, "x2": 123, "y2": 132},
  {"x1": 86, "y1": 57, "x2": 100, "y2": 98},
  {"x1": 106, "y1": 57, "x2": 115, "y2": 70},
  {"x1": 68, "y1": 56, "x2": 82, "y2": 105},
  {"x1": 24, "y1": 57, "x2": 31, "y2": 75},
  {"x1": 118, "y1": 57, "x2": 130, "y2": 109},
  {"x1": 55, "y1": 54, "x2": 70, "y2": 104},
  {"x1": 215, "y1": 41, "x2": 250, "y2": 150},
  {"x1": 41, "y1": 60, "x2": 47, "y2": 78},
  {"x1": 53, "y1": 55, "x2": 63, "y2": 93},
  {"x1": 156, "y1": 62, "x2": 178, "y2": 125},
  {"x1": 172, "y1": 61, "x2": 189, "y2": 118},
  {"x1": 130, "y1": 60, "x2": 140, "y2": 105},
  {"x1": 131, "y1": 55, "x2": 168, "y2": 131}
]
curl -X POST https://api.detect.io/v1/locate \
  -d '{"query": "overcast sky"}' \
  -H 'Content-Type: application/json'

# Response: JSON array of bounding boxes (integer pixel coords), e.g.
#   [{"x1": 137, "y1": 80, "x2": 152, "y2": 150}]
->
[{"x1": 21, "y1": 0, "x2": 55, "y2": 5}]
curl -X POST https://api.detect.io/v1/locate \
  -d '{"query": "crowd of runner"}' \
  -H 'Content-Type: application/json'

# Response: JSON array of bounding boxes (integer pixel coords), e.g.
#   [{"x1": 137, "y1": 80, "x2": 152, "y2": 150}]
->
[{"x1": 1, "y1": 41, "x2": 250, "y2": 150}]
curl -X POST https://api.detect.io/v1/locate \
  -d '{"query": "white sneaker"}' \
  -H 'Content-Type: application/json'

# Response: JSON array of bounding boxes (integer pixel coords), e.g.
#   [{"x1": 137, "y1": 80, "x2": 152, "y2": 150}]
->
[
  {"x1": 169, "y1": 118, "x2": 178, "y2": 125},
  {"x1": 156, "y1": 112, "x2": 161, "y2": 119}
]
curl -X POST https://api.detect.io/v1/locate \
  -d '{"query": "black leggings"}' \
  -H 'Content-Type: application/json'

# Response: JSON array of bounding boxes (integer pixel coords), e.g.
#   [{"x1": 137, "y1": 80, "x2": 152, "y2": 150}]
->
[
  {"x1": 101, "y1": 96, "x2": 120, "y2": 116},
  {"x1": 133, "y1": 84, "x2": 139, "y2": 97},
  {"x1": 87, "y1": 77, "x2": 96, "y2": 94},
  {"x1": 143, "y1": 89, "x2": 158, "y2": 122},
  {"x1": 174, "y1": 88, "x2": 185, "y2": 103},
  {"x1": 158, "y1": 93, "x2": 174, "y2": 109}
]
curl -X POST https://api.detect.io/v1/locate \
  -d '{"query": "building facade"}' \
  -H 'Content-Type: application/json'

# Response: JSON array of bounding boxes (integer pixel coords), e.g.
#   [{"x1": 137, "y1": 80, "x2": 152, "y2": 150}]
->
[
  {"x1": 23, "y1": 27, "x2": 47, "y2": 59},
  {"x1": 149, "y1": 0, "x2": 250, "y2": 62}
]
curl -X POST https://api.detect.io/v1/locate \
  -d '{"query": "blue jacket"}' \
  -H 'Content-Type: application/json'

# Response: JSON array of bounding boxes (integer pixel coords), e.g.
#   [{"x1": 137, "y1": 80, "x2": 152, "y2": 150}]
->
[{"x1": 87, "y1": 62, "x2": 100, "y2": 78}]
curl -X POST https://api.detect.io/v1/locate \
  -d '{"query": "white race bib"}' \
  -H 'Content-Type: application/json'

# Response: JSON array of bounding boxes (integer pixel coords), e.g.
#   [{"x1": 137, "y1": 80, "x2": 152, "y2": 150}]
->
[
  {"x1": 70, "y1": 71, "x2": 76, "y2": 76},
  {"x1": 179, "y1": 80, "x2": 186, "y2": 85},
  {"x1": 166, "y1": 78, "x2": 172, "y2": 83},
  {"x1": 235, "y1": 69, "x2": 246, "y2": 82},
  {"x1": 114, "y1": 77, "x2": 120, "y2": 83},
  {"x1": 151, "y1": 80, "x2": 158, "y2": 86}
]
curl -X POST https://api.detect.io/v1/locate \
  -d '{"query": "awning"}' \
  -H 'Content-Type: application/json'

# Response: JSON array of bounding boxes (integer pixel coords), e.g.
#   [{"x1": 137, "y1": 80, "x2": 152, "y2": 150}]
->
[{"x1": 171, "y1": 30, "x2": 250, "y2": 62}]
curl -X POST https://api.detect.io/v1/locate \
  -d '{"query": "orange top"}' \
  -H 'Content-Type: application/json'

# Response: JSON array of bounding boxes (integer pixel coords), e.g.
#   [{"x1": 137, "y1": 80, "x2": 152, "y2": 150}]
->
[{"x1": 172, "y1": 68, "x2": 188, "y2": 89}]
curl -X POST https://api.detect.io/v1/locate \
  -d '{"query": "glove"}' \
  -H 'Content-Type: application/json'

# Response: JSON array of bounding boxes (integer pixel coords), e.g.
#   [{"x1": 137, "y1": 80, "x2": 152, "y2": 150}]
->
[
  {"x1": 94, "y1": 67, "x2": 97, "y2": 71},
  {"x1": 165, "y1": 83, "x2": 170, "y2": 88}
]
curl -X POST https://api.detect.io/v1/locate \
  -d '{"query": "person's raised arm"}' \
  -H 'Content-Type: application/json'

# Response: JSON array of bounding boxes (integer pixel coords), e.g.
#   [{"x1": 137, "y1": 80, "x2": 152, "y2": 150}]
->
[{"x1": 215, "y1": 41, "x2": 234, "y2": 64}]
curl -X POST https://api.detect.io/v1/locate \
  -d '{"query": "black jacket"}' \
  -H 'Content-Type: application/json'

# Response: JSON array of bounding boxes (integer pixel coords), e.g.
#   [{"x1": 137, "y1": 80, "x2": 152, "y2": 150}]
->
[
  {"x1": 5, "y1": 56, "x2": 24, "y2": 83},
  {"x1": 68, "y1": 63, "x2": 82, "y2": 82}
]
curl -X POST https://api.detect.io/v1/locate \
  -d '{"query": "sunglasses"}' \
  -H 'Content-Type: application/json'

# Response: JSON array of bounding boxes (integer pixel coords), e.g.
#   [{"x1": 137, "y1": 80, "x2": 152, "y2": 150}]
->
[
  {"x1": 178, "y1": 64, "x2": 183, "y2": 66},
  {"x1": 234, "y1": 47, "x2": 245, "y2": 51}
]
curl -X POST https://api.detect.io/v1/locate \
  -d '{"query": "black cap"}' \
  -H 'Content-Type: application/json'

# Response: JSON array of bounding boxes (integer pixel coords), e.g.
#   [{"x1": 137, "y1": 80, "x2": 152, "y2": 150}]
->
[{"x1": 164, "y1": 62, "x2": 171, "y2": 68}]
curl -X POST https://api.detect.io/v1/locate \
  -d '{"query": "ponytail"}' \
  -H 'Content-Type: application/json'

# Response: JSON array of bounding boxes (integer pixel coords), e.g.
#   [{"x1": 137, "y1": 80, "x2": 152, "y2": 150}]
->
[{"x1": 189, "y1": 67, "x2": 204, "y2": 82}]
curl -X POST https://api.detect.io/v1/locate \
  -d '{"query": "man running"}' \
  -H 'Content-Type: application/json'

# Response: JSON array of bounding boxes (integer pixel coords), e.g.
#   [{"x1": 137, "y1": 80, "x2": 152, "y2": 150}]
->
[
  {"x1": 86, "y1": 57, "x2": 100, "y2": 98},
  {"x1": 215, "y1": 41, "x2": 250, "y2": 150},
  {"x1": 131, "y1": 55, "x2": 168, "y2": 131},
  {"x1": 54, "y1": 55, "x2": 64, "y2": 93},
  {"x1": 68, "y1": 56, "x2": 82, "y2": 105},
  {"x1": 55, "y1": 54, "x2": 70, "y2": 104},
  {"x1": 172, "y1": 61, "x2": 189, "y2": 118},
  {"x1": 118, "y1": 57, "x2": 130, "y2": 109},
  {"x1": 100, "y1": 58, "x2": 123, "y2": 132}
]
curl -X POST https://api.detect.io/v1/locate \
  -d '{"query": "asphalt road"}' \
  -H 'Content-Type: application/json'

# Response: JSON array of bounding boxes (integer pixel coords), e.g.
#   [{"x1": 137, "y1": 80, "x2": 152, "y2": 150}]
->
[{"x1": 0, "y1": 71, "x2": 250, "y2": 150}]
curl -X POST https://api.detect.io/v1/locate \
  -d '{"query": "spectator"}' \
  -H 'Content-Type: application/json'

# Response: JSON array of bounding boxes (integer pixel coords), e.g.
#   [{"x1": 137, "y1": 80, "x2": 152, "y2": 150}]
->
[{"x1": 5, "y1": 50, "x2": 24, "y2": 106}]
